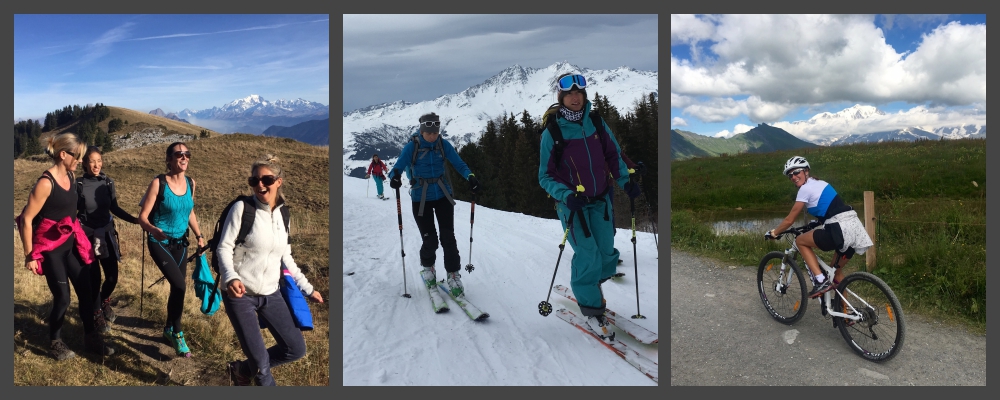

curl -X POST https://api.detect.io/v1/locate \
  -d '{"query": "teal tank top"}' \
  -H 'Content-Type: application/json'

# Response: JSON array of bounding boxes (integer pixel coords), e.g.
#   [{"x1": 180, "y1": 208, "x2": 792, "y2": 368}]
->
[{"x1": 149, "y1": 177, "x2": 194, "y2": 242}]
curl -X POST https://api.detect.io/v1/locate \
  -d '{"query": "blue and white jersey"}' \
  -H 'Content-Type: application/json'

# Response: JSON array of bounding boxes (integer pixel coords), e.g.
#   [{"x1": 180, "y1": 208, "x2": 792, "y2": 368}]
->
[{"x1": 795, "y1": 177, "x2": 850, "y2": 220}]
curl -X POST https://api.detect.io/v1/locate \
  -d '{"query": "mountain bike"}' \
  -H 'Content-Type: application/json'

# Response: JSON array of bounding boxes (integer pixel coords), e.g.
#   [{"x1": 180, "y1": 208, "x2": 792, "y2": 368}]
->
[{"x1": 756, "y1": 224, "x2": 906, "y2": 362}]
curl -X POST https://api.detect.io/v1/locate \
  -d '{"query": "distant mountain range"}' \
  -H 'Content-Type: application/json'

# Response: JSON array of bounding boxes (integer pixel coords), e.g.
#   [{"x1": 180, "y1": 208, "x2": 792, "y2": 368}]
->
[
  {"x1": 341, "y1": 61, "x2": 658, "y2": 177},
  {"x1": 148, "y1": 108, "x2": 190, "y2": 124},
  {"x1": 674, "y1": 104, "x2": 986, "y2": 160},
  {"x1": 672, "y1": 123, "x2": 819, "y2": 160},
  {"x1": 263, "y1": 118, "x2": 329, "y2": 146},
  {"x1": 159, "y1": 94, "x2": 329, "y2": 134}
]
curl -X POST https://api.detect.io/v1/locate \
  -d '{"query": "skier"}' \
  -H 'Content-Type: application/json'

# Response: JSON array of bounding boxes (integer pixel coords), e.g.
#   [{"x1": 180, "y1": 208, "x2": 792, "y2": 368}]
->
[
  {"x1": 387, "y1": 112, "x2": 481, "y2": 297},
  {"x1": 538, "y1": 72, "x2": 640, "y2": 342},
  {"x1": 366, "y1": 154, "x2": 389, "y2": 200}
]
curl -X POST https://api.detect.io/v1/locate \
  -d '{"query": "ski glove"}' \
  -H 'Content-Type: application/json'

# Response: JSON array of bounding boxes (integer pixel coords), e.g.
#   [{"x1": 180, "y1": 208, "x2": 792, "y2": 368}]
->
[
  {"x1": 389, "y1": 174, "x2": 402, "y2": 189},
  {"x1": 565, "y1": 194, "x2": 586, "y2": 211},
  {"x1": 634, "y1": 161, "x2": 646, "y2": 175},
  {"x1": 624, "y1": 181, "x2": 641, "y2": 199},
  {"x1": 468, "y1": 174, "x2": 481, "y2": 194}
]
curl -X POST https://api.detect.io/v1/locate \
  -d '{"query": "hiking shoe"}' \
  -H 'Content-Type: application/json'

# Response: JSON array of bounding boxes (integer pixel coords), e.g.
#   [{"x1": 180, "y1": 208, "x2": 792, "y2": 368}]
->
[
  {"x1": 84, "y1": 333, "x2": 114, "y2": 356},
  {"x1": 94, "y1": 310, "x2": 110, "y2": 334},
  {"x1": 101, "y1": 298, "x2": 116, "y2": 323},
  {"x1": 446, "y1": 271, "x2": 464, "y2": 297},
  {"x1": 586, "y1": 314, "x2": 615, "y2": 343},
  {"x1": 228, "y1": 360, "x2": 252, "y2": 386},
  {"x1": 49, "y1": 339, "x2": 76, "y2": 361},
  {"x1": 420, "y1": 266, "x2": 437, "y2": 288},
  {"x1": 808, "y1": 278, "x2": 833, "y2": 299},
  {"x1": 164, "y1": 327, "x2": 192, "y2": 357}
]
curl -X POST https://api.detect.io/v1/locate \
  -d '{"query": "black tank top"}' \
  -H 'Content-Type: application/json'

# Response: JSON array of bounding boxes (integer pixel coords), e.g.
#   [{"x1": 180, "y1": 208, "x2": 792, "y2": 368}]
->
[{"x1": 38, "y1": 171, "x2": 78, "y2": 223}]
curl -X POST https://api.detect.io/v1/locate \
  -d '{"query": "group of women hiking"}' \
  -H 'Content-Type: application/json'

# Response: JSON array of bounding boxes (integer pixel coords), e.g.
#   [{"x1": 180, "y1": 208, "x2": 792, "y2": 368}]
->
[
  {"x1": 382, "y1": 72, "x2": 643, "y2": 340},
  {"x1": 16, "y1": 135, "x2": 321, "y2": 385}
]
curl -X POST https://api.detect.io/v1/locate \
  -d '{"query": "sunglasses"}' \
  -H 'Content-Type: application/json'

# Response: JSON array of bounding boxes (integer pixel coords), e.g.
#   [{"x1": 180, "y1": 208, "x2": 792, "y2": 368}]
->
[
  {"x1": 64, "y1": 151, "x2": 77, "y2": 158},
  {"x1": 557, "y1": 74, "x2": 587, "y2": 91},
  {"x1": 787, "y1": 168, "x2": 805, "y2": 179},
  {"x1": 420, "y1": 121, "x2": 441, "y2": 128},
  {"x1": 248, "y1": 175, "x2": 279, "y2": 187},
  {"x1": 173, "y1": 151, "x2": 192, "y2": 159}
]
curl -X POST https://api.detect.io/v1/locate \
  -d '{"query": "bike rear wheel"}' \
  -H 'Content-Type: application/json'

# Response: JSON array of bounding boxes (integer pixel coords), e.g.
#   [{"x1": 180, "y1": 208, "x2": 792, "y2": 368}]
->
[
  {"x1": 757, "y1": 251, "x2": 808, "y2": 324},
  {"x1": 834, "y1": 272, "x2": 906, "y2": 362}
]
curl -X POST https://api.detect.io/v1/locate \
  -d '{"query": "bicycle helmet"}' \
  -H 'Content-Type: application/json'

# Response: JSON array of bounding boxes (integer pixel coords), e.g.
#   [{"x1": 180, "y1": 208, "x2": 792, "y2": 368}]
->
[{"x1": 783, "y1": 156, "x2": 810, "y2": 176}]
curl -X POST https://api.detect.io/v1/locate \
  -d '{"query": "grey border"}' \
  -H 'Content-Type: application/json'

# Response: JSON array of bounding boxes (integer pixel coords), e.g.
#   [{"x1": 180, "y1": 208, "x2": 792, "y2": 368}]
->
[{"x1": 9, "y1": 8, "x2": 332, "y2": 394}]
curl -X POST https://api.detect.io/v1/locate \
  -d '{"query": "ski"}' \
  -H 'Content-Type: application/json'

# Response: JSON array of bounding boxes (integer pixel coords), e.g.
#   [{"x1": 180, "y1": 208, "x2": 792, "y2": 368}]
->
[
  {"x1": 437, "y1": 280, "x2": 489, "y2": 321},
  {"x1": 421, "y1": 274, "x2": 449, "y2": 313},
  {"x1": 554, "y1": 308, "x2": 658, "y2": 383},
  {"x1": 552, "y1": 284, "x2": 658, "y2": 344}
]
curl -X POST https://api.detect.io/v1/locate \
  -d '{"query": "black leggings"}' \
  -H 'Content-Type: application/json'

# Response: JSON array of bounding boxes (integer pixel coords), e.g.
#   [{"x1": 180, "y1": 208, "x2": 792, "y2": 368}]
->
[
  {"x1": 411, "y1": 198, "x2": 460, "y2": 272},
  {"x1": 148, "y1": 239, "x2": 188, "y2": 333},
  {"x1": 42, "y1": 240, "x2": 96, "y2": 340},
  {"x1": 89, "y1": 255, "x2": 119, "y2": 310}
]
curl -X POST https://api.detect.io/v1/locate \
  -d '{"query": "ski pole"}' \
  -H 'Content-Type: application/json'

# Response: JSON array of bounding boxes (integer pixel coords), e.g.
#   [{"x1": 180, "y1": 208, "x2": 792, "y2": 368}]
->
[
  {"x1": 464, "y1": 194, "x2": 477, "y2": 273},
  {"x1": 367, "y1": 175, "x2": 370, "y2": 197},
  {"x1": 395, "y1": 186, "x2": 411, "y2": 298},
  {"x1": 628, "y1": 173, "x2": 646, "y2": 320},
  {"x1": 140, "y1": 230, "x2": 146, "y2": 319},
  {"x1": 538, "y1": 199, "x2": 578, "y2": 317}
]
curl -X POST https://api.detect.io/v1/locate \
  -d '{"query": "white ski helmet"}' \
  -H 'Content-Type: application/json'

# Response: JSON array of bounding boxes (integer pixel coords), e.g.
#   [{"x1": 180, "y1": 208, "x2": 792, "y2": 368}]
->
[{"x1": 783, "y1": 156, "x2": 810, "y2": 176}]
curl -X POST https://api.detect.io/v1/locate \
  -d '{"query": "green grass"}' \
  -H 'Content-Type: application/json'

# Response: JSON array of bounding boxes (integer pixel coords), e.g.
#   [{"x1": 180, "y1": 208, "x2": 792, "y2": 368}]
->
[{"x1": 671, "y1": 138, "x2": 986, "y2": 333}]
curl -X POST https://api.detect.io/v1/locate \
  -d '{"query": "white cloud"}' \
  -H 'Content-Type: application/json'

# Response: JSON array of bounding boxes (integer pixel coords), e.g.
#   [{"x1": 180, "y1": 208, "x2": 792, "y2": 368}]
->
[
  {"x1": 671, "y1": 117, "x2": 688, "y2": 126},
  {"x1": 670, "y1": 14, "x2": 716, "y2": 45},
  {"x1": 713, "y1": 129, "x2": 731, "y2": 138},
  {"x1": 733, "y1": 123, "x2": 753, "y2": 134},
  {"x1": 670, "y1": 14, "x2": 986, "y2": 123},
  {"x1": 772, "y1": 104, "x2": 987, "y2": 143}
]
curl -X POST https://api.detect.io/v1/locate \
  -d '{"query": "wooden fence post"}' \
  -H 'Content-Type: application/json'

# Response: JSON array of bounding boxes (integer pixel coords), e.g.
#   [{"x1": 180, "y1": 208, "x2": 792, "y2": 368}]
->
[{"x1": 864, "y1": 191, "x2": 876, "y2": 269}]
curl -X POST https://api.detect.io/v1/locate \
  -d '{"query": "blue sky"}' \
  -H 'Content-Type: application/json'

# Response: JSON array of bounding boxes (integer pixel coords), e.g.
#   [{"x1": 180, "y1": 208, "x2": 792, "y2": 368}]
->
[
  {"x1": 343, "y1": 14, "x2": 658, "y2": 113},
  {"x1": 670, "y1": 14, "x2": 986, "y2": 142},
  {"x1": 14, "y1": 14, "x2": 329, "y2": 120}
]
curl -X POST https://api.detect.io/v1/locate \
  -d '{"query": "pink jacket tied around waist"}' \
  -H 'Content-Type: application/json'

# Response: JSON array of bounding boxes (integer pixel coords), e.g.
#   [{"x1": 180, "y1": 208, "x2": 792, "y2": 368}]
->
[{"x1": 29, "y1": 216, "x2": 95, "y2": 269}]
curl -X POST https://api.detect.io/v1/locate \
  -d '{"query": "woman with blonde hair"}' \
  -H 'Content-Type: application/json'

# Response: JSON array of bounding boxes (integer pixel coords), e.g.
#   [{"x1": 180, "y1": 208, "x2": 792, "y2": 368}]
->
[
  {"x1": 137, "y1": 141, "x2": 205, "y2": 358},
  {"x1": 16, "y1": 133, "x2": 114, "y2": 360},
  {"x1": 218, "y1": 154, "x2": 323, "y2": 386}
]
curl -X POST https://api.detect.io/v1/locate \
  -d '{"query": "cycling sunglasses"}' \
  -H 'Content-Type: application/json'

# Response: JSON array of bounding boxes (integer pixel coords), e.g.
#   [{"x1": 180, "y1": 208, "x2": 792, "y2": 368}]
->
[
  {"x1": 787, "y1": 168, "x2": 805, "y2": 179},
  {"x1": 248, "y1": 175, "x2": 279, "y2": 187},
  {"x1": 557, "y1": 74, "x2": 587, "y2": 91},
  {"x1": 420, "y1": 121, "x2": 441, "y2": 128}
]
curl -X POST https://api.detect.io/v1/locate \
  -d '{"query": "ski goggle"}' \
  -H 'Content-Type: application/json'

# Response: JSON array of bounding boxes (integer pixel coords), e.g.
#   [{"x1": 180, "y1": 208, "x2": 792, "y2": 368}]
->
[
  {"x1": 557, "y1": 74, "x2": 587, "y2": 91},
  {"x1": 420, "y1": 121, "x2": 441, "y2": 128},
  {"x1": 248, "y1": 175, "x2": 279, "y2": 187}
]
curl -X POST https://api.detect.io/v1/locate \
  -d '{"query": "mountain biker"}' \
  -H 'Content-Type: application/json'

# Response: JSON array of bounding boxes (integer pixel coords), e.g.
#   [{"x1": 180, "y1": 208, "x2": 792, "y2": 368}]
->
[{"x1": 765, "y1": 156, "x2": 873, "y2": 298}]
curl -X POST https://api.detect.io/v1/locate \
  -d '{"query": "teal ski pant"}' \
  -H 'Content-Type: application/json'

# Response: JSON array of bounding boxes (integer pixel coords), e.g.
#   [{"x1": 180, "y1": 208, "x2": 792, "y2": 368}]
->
[
  {"x1": 373, "y1": 175, "x2": 385, "y2": 196},
  {"x1": 555, "y1": 196, "x2": 620, "y2": 317}
]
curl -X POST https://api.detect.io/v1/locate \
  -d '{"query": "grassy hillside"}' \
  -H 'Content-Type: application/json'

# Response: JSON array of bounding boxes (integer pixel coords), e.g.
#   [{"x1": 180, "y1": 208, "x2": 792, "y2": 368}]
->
[
  {"x1": 671, "y1": 138, "x2": 986, "y2": 331},
  {"x1": 48, "y1": 106, "x2": 220, "y2": 140},
  {"x1": 13, "y1": 134, "x2": 329, "y2": 385}
]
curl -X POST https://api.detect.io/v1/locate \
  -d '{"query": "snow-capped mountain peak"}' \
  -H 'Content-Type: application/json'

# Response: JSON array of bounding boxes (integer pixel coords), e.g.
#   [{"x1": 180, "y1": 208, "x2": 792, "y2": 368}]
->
[{"x1": 342, "y1": 62, "x2": 658, "y2": 178}]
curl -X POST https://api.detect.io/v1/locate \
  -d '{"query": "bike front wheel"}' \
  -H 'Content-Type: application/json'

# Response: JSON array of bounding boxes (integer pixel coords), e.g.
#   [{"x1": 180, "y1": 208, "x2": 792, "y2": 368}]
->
[
  {"x1": 833, "y1": 272, "x2": 906, "y2": 362},
  {"x1": 757, "y1": 251, "x2": 808, "y2": 324}
]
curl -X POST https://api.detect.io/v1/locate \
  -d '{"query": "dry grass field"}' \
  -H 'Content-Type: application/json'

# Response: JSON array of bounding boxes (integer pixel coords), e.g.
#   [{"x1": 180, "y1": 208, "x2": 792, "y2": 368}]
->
[{"x1": 13, "y1": 133, "x2": 330, "y2": 386}]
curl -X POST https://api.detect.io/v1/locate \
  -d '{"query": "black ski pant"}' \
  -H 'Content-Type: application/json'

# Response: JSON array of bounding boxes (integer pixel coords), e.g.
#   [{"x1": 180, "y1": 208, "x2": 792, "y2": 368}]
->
[
  {"x1": 148, "y1": 238, "x2": 188, "y2": 333},
  {"x1": 43, "y1": 239, "x2": 97, "y2": 340},
  {"x1": 411, "y1": 198, "x2": 461, "y2": 273},
  {"x1": 89, "y1": 255, "x2": 119, "y2": 311}
]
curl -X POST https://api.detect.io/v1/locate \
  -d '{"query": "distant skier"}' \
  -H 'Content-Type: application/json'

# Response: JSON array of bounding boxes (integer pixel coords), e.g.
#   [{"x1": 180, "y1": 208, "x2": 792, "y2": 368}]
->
[
  {"x1": 388, "y1": 112, "x2": 481, "y2": 297},
  {"x1": 538, "y1": 72, "x2": 640, "y2": 342},
  {"x1": 366, "y1": 154, "x2": 389, "y2": 200}
]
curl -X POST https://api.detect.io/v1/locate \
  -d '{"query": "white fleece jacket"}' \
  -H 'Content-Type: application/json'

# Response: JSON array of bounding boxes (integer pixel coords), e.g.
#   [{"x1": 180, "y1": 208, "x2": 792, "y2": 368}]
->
[{"x1": 217, "y1": 196, "x2": 314, "y2": 297}]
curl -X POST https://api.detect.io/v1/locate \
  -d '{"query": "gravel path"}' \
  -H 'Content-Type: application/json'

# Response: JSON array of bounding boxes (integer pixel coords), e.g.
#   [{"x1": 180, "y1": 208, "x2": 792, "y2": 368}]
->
[{"x1": 670, "y1": 248, "x2": 986, "y2": 386}]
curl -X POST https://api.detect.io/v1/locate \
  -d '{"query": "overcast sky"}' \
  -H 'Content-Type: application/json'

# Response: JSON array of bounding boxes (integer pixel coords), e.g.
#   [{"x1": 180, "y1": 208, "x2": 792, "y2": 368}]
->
[
  {"x1": 343, "y1": 14, "x2": 658, "y2": 113},
  {"x1": 14, "y1": 14, "x2": 329, "y2": 120},
  {"x1": 670, "y1": 14, "x2": 986, "y2": 140}
]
